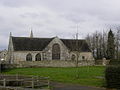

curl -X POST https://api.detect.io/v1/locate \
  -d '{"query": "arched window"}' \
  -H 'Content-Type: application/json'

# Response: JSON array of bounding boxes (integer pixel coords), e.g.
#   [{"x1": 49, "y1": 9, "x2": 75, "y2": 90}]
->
[
  {"x1": 26, "y1": 53, "x2": 32, "y2": 61},
  {"x1": 52, "y1": 43, "x2": 60, "y2": 60},
  {"x1": 35, "y1": 53, "x2": 41, "y2": 61},
  {"x1": 71, "y1": 54, "x2": 76, "y2": 61}
]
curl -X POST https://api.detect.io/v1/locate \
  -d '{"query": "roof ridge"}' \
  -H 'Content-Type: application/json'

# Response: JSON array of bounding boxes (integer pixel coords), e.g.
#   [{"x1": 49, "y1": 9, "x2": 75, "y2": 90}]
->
[
  {"x1": 61, "y1": 38, "x2": 85, "y2": 41},
  {"x1": 12, "y1": 36, "x2": 54, "y2": 39}
]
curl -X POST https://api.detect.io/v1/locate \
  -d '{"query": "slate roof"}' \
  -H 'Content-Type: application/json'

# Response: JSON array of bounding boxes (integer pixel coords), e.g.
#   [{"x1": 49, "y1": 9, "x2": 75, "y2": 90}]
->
[
  {"x1": 12, "y1": 37, "x2": 53, "y2": 51},
  {"x1": 61, "y1": 39, "x2": 91, "y2": 52},
  {"x1": 12, "y1": 37, "x2": 91, "y2": 52}
]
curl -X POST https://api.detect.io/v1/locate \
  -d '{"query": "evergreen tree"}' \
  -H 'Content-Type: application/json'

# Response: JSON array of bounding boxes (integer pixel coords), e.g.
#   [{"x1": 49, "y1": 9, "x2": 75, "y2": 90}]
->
[{"x1": 107, "y1": 29, "x2": 115, "y2": 59}]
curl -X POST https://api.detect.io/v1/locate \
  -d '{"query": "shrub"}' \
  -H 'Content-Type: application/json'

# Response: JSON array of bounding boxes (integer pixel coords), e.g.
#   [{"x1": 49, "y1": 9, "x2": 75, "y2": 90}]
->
[
  {"x1": 0, "y1": 64, "x2": 7, "y2": 72},
  {"x1": 0, "y1": 64, "x2": 4, "y2": 72},
  {"x1": 105, "y1": 65, "x2": 120, "y2": 89}
]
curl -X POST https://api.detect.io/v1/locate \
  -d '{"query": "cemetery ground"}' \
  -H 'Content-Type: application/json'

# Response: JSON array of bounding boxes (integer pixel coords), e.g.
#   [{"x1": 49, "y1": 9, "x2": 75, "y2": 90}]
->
[{"x1": 2, "y1": 66, "x2": 105, "y2": 88}]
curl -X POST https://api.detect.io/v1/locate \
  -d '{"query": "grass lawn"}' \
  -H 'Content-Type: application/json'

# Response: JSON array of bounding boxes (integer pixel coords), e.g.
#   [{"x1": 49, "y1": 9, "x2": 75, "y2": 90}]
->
[{"x1": 2, "y1": 66, "x2": 105, "y2": 87}]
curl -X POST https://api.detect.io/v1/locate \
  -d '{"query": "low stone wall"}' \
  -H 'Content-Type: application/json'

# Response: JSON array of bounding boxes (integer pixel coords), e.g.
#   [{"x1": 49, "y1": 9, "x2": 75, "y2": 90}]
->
[
  {"x1": 18, "y1": 60, "x2": 95, "y2": 68},
  {"x1": 95, "y1": 60, "x2": 103, "y2": 65},
  {"x1": 95, "y1": 60, "x2": 110, "y2": 65}
]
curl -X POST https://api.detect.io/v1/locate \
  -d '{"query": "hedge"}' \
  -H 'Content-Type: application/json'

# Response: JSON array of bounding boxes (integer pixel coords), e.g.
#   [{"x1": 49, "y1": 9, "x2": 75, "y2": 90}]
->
[
  {"x1": 0, "y1": 64, "x2": 7, "y2": 72},
  {"x1": 105, "y1": 65, "x2": 120, "y2": 89}
]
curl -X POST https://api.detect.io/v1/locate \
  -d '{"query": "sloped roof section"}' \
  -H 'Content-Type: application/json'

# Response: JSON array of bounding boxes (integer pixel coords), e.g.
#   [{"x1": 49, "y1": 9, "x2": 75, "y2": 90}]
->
[
  {"x1": 12, "y1": 37, "x2": 91, "y2": 52},
  {"x1": 61, "y1": 39, "x2": 91, "y2": 52},
  {"x1": 12, "y1": 37, "x2": 53, "y2": 51}
]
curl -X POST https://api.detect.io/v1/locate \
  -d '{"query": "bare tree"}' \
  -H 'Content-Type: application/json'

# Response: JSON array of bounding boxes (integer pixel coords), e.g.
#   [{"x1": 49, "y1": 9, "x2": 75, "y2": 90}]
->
[
  {"x1": 115, "y1": 28, "x2": 120, "y2": 60},
  {"x1": 86, "y1": 30, "x2": 108, "y2": 60}
]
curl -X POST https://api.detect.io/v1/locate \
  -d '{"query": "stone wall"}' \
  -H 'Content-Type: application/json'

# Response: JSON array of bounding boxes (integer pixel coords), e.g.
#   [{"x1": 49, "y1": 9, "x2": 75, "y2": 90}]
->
[
  {"x1": 18, "y1": 60, "x2": 95, "y2": 67},
  {"x1": 95, "y1": 59, "x2": 110, "y2": 66}
]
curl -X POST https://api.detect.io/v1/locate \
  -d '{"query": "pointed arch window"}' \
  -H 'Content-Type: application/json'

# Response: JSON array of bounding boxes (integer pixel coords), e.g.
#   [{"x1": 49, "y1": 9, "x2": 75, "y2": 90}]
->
[
  {"x1": 26, "y1": 53, "x2": 32, "y2": 61},
  {"x1": 35, "y1": 53, "x2": 41, "y2": 61}
]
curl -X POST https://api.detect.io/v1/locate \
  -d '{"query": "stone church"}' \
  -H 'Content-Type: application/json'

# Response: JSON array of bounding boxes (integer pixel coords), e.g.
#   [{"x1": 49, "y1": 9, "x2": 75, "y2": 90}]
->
[{"x1": 7, "y1": 31, "x2": 94, "y2": 66}]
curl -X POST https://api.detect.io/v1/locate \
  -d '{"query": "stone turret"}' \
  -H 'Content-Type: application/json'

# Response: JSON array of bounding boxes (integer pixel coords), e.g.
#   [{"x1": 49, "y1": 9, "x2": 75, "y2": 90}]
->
[
  {"x1": 30, "y1": 30, "x2": 33, "y2": 38},
  {"x1": 8, "y1": 32, "x2": 12, "y2": 52},
  {"x1": 7, "y1": 32, "x2": 14, "y2": 64}
]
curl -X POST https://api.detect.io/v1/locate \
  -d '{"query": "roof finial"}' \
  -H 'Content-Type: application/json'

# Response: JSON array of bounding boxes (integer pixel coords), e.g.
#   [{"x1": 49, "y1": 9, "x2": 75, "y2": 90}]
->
[{"x1": 30, "y1": 28, "x2": 33, "y2": 38}]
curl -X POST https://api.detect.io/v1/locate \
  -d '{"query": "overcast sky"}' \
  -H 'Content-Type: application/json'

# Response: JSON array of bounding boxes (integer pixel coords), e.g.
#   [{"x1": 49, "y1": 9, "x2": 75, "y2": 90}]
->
[{"x1": 0, "y1": 0, "x2": 120, "y2": 50}]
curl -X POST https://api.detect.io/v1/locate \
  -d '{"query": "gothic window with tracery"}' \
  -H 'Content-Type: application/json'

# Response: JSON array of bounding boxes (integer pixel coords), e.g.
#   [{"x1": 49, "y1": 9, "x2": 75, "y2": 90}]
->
[
  {"x1": 52, "y1": 43, "x2": 60, "y2": 60},
  {"x1": 35, "y1": 53, "x2": 41, "y2": 61},
  {"x1": 26, "y1": 53, "x2": 32, "y2": 61}
]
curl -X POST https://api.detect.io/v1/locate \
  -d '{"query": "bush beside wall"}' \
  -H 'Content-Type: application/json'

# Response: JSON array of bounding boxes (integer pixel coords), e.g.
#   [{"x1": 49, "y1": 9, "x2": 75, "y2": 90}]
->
[
  {"x1": 0, "y1": 64, "x2": 17, "y2": 72},
  {"x1": 109, "y1": 60, "x2": 120, "y2": 65}
]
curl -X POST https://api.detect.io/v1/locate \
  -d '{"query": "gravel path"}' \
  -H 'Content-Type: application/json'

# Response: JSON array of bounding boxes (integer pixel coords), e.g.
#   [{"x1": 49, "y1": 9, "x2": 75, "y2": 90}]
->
[{"x1": 51, "y1": 82, "x2": 106, "y2": 90}]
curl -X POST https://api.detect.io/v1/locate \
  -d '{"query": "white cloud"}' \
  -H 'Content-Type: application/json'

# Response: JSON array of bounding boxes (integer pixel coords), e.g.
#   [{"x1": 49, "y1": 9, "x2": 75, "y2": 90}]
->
[{"x1": 0, "y1": 0, "x2": 120, "y2": 50}]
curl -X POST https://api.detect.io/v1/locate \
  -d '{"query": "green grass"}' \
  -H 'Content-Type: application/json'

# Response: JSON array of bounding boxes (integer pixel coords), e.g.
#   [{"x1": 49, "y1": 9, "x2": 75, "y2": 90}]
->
[{"x1": 2, "y1": 66, "x2": 105, "y2": 87}]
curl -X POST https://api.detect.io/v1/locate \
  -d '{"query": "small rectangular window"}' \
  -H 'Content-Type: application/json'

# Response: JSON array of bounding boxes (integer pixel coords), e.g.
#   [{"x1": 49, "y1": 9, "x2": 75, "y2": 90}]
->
[{"x1": 82, "y1": 56, "x2": 85, "y2": 60}]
